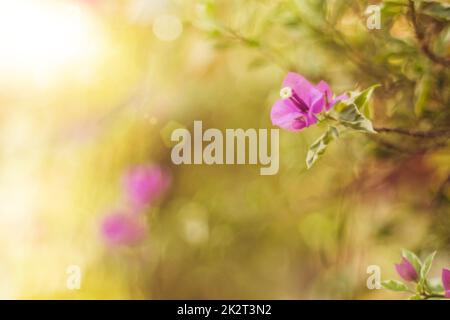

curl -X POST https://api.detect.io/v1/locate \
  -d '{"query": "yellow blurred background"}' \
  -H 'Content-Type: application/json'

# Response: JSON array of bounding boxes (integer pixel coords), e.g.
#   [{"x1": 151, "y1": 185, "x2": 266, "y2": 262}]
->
[{"x1": 0, "y1": 0, "x2": 448, "y2": 299}]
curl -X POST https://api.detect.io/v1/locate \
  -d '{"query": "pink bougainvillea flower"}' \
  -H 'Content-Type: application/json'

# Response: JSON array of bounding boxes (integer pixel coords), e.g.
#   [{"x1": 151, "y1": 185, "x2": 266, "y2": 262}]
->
[
  {"x1": 442, "y1": 268, "x2": 450, "y2": 298},
  {"x1": 100, "y1": 212, "x2": 146, "y2": 247},
  {"x1": 316, "y1": 80, "x2": 349, "y2": 111},
  {"x1": 124, "y1": 165, "x2": 171, "y2": 210},
  {"x1": 395, "y1": 257, "x2": 419, "y2": 282},
  {"x1": 271, "y1": 72, "x2": 348, "y2": 132}
]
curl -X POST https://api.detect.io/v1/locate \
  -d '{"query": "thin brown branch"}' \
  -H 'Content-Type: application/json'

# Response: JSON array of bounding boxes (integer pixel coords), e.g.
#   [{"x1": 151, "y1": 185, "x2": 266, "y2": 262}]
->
[
  {"x1": 369, "y1": 135, "x2": 448, "y2": 155},
  {"x1": 374, "y1": 127, "x2": 450, "y2": 138},
  {"x1": 223, "y1": 27, "x2": 289, "y2": 72}
]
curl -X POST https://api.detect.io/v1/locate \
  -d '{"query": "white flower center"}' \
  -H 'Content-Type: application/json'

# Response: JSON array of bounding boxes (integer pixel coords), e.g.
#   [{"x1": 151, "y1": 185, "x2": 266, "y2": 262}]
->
[{"x1": 280, "y1": 86, "x2": 293, "y2": 100}]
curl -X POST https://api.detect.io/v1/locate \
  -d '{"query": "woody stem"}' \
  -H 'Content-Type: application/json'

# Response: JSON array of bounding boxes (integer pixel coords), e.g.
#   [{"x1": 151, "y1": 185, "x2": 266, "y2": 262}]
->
[
  {"x1": 373, "y1": 127, "x2": 450, "y2": 139},
  {"x1": 324, "y1": 113, "x2": 450, "y2": 139}
]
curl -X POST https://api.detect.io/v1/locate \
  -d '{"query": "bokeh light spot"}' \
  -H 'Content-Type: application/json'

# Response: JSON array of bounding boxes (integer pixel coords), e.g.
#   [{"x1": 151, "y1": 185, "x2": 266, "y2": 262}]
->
[{"x1": 152, "y1": 14, "x2": 183, "y2": 42}]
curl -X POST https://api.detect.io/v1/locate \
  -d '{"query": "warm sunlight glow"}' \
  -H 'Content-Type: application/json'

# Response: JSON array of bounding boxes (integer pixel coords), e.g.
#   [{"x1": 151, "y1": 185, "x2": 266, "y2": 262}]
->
[{"x1": 0, "y1": 0, "x2": 104, "y2": 83}]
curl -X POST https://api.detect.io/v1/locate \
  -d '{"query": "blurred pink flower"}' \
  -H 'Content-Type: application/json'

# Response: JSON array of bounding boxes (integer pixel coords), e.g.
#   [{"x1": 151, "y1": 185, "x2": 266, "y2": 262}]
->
[
  {"x1": 124, "y1": 165, "x2": 171, "y2": 210},
  {"x1": 271, "y1": 72, "x2": 347, "y2": 132},
  {"x1": 101, "y1": 212, "x2": 146, "y2": 247},
  {"x1": 442, "y1": 268, "x2": 450, "y2": 298},
  {"x1": 395, "y1": 257, "x2": 419, "y2": 282}
]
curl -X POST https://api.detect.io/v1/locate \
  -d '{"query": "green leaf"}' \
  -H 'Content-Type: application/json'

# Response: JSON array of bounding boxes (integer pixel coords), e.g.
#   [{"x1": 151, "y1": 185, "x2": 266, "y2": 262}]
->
[
  {"x1": 381, "y1": 0, "x2": 409, "y2": 15},
  {"x1": 402, "y1": 249, "x2": 422, "y2": 275},
  {"x1": 338, "y1": 104, "x2": 377, "y2": 133},
  {"x1": 408, "y1": 294, "x2": 422, "y2": 300},
  {"x1": 382, "y1": 280, "x2": 409, "y2": 292},
  {"x1": 420, "y1": 251, "x2": 436, "y2": 282},
  {"x1": 306, "y1": 126, "x2": 339, "y2": 169},
  {"x1": 414, "y1": 75, "x2": 431, "y2": 117},
  {"x1": 194, "y1": 0, "x2": 220, "y2": 33},
  {"x1": 353, "y1": 84, "x2": 380, "y2": 118},
  {"x1": 420, "y1": 1, "x2": 450, "y2": 21},
  {"x1": 243, "y1": 38, "x2": 260, "y2": 48}
]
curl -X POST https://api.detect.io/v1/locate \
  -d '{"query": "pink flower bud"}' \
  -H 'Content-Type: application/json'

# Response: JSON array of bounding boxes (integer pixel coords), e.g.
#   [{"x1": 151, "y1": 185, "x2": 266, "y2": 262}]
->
[
  {"x1": 395, "y1": 257, "x2": 419, "y2": 282},
  {"x1": 442, "y1": 268, "x2": 450, "y2": 298}
]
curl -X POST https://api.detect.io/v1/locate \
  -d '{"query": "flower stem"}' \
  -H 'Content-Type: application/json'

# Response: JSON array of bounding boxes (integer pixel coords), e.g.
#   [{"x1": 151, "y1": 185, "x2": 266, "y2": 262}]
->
[
  {"x1": 422, "y1": 293, "x2": 445, "y2": 300},
  {"x1": 323, "y1": 114, "x2": 339, "y2": 122},
  {"x1": 327, "y1": 113, "x2": 450, "y2": 139}
]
